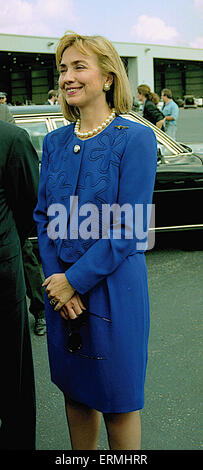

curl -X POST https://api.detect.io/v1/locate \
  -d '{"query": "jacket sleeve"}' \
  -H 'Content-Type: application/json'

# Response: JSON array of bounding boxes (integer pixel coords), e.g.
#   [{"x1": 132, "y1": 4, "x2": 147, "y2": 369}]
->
[
  {"x1": 65, "y1": 125, "x2": 157, "y2": 294},
  {"x1": 33, "y1": 136, "x2": 64, "y2": 277},
  {"x1": 145, "y1": 101, "x2": 164, "y2": 124},
  {"x1": 5, "y1": 127, "x2": 39, "y2": 244}
]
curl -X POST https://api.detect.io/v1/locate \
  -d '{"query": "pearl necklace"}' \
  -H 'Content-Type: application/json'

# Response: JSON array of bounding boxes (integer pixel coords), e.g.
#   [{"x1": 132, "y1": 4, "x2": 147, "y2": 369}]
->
[{"x1": 74, "y1": 108, "x2": 116, "y2": 139}]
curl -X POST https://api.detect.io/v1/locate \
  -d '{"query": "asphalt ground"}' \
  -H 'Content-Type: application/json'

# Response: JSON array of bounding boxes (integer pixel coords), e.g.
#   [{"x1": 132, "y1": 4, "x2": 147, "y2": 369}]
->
[{"x1": 28, "y1": 108, "x2": 202, "y2": 452}]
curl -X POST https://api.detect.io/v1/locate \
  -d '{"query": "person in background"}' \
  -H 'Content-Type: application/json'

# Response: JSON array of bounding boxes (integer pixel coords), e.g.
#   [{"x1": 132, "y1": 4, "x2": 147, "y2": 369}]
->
[
  {"x1": 0, "y1": 92, "x2": 7, "y2": 104},
  {"x1": 0, "y1": 92, "x2": 14, "y2": 123},
  {"x1": 137, "y1": 84, "x2": 165, "y2": 129},
  {"x1": 161, "y1": 88, "x2": 179, "y2": 140},
  {"x1": 45, "y1": 89, "x2": 58, "y2": 105},
  {"x1": 22, "y1": 239, "x2": 46, "y2": 335},
  {"x1": 0, "y1": 120, "x2": 38, "y2": 449},
  {"x1": 0, "y1": 96, "x2": 46, "y2": 336},
  {"x1": 34, "y1": 31, "x2": 157, "y2": 450}
]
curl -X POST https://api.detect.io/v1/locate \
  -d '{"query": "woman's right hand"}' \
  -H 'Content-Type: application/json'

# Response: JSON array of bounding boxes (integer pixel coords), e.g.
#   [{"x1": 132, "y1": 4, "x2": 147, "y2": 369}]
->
[{"x1": 60, "y1": 293, "x2": 86, "y2": 320}]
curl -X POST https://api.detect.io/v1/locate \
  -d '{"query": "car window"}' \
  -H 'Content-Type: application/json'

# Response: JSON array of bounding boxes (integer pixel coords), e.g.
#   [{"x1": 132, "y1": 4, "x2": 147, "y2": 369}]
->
[
  {"x1": 52, "y1": 118, "x2": 68, "y2": 129},
  {"x1": 157, "y1": 143, "x2": 175, "y2": 158},
  {"x1": 16, "y1": 120, "x2": 49, "y2": 161}
]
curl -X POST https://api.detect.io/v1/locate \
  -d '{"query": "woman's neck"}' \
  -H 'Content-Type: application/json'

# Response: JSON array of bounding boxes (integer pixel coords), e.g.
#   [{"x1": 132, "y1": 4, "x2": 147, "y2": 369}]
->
[{"x1": 79, "y1": 103, "x2": 112, "y2": 133}]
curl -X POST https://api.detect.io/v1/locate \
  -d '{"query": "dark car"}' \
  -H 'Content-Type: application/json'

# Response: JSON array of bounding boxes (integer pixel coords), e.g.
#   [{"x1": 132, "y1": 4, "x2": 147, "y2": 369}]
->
[
  {"x1": 184, "y1": 95, "x2": 197, "y2": 109},
  {"x1": 10, "y1": 105, "x2": 203, "y2": 241}
]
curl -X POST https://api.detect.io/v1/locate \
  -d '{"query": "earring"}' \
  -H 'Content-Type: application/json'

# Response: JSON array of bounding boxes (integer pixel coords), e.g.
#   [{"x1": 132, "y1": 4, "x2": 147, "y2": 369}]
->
[{"x1": 104, "y1": 83, "x2": 110, "y2": 92}]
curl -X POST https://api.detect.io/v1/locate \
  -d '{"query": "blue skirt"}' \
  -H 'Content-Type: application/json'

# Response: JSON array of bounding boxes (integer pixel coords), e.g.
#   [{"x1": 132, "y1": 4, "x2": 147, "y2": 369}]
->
[{"x1": 45, "y1": 253, "x2": 150, "y2": 413}]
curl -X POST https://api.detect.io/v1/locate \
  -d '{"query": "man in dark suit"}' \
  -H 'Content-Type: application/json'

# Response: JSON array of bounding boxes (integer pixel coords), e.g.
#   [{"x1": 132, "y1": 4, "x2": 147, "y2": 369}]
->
[
  {"x1": 0, "y1": 120, "x2": 39, "y2": 449},
  {"x1": 0, "y1": 93, "x2": 46, "y2": 336},
  {"x1": 0, "y1": 97, "x2": 46, "y2": 336}
]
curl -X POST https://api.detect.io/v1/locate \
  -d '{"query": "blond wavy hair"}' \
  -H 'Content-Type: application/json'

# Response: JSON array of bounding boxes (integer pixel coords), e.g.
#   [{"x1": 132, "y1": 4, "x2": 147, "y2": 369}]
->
[{"x1": 56, "y1": 31, "x2": 133, "y2": 121}]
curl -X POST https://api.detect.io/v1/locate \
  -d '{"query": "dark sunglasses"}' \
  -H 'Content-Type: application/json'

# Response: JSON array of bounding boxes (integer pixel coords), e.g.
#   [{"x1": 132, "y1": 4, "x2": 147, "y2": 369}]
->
[{"x1": 67, "y1": 311, "x2": 88, "y2": 353}]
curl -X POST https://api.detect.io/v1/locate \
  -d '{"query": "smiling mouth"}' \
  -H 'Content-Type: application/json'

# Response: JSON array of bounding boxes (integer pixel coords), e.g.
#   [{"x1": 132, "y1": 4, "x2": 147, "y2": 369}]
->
[{"x1": 66, "y1": 87, "x2": 82, "y2": 95}]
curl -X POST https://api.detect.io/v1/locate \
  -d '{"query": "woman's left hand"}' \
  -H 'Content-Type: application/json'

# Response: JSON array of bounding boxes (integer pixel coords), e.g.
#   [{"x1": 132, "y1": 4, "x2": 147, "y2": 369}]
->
[
  {"x1": 60, "y1": 293, "x2": 86, "y2": 320},
  {"x1": 42, "y1": 273, "x2": 75, "y2": 311}
]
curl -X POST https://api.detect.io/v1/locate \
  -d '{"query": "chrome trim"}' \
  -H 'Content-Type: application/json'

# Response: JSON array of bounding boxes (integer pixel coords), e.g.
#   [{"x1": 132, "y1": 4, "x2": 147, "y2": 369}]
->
[
  {"x1": 149, "y1": 224, "x2": 203, "y2": 232},
  {"x1": 28, "y1": 223, "x2": 203, "y2": 242}
]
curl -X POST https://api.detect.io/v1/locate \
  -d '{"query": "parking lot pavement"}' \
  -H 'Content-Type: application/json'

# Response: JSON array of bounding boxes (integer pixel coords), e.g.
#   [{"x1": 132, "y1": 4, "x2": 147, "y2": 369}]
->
[
  {"x1": 142, "y1": 242, "x2": 202, "y2": 450},
  {"x1": 176, "y1": 107, "x2": 203, "y2": 144}
]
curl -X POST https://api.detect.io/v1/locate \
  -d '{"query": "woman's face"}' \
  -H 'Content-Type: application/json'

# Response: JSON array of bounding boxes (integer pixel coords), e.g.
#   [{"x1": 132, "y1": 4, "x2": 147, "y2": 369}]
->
[
  {"x1": 59, "y1": 45, "x2": 109, "y2": 111},
  {"x1": 137, "y1": 91, "x2": 145, "y2": 102}
]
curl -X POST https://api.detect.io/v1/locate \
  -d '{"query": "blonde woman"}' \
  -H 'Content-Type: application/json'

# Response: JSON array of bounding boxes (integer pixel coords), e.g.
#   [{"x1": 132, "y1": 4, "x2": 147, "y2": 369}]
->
[{"x1": 34, "y1": 32, "x2": 157, "y2": 450}]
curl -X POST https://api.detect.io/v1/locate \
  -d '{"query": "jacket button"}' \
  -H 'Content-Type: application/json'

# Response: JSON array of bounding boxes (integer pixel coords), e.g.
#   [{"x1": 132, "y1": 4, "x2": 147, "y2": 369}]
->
[{"x1": 74, "y1": 145, "x2": 81, "y2": 154}]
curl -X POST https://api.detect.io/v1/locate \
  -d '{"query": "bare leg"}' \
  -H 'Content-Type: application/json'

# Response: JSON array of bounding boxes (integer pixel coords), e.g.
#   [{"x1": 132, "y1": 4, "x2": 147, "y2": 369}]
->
[
  {"x1": 64, "y1": 396, "x2": 101, "y2": 450},
  {"x1": 103, "y1": 410, "x2": 141, "y2": 450}
]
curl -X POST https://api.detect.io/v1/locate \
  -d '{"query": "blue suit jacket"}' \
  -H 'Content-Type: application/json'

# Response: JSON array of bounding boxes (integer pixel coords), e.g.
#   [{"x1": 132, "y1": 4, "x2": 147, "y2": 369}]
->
[{"x1": 34, "y1": 115, "x2": 157, "y2": 295}]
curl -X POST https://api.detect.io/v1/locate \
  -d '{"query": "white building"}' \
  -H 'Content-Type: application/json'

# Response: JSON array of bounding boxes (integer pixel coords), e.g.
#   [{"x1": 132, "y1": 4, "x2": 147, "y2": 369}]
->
[{"x1": 0, "y1": 33, "x2": 203, "y2": 105}]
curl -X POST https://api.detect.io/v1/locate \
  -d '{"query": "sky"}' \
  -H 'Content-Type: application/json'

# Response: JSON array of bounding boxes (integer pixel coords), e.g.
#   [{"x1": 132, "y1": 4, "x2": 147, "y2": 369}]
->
[{"x1": 0, "y1": 0, "x2": 203, "y2": 48}]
